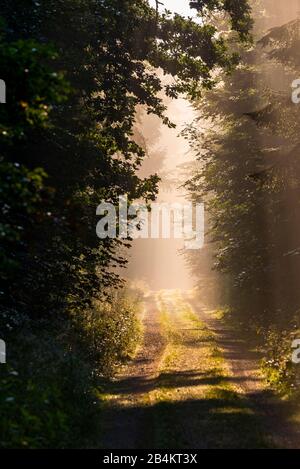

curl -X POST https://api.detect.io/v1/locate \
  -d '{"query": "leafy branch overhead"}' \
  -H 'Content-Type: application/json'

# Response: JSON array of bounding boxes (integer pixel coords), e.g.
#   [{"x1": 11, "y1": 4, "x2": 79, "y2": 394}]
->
[{"x1": 0, "y1": 0, "x2": 252, "y2": 311}]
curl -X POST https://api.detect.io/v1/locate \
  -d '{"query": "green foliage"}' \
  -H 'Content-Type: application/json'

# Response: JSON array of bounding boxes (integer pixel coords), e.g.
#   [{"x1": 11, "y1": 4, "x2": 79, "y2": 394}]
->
[
  {"x1": 186, "y1": 3, "x2": 300, "y2": 323},
  {"x1": 0, "y1": 0, "x2": 252, "y2": 313},
  {"x1": 0, "y1": 161, "x2": 46, "y2": 280},
  {"x1": 0, "y1": 0, "x2": 251, "y2": 448},
  {"x1": 0, "y1": 38, "x2": 69, "y2": 138},
  {"x1": 73, "y1": 290, "x2": 142, "y2": 377},
  {"x1": 190, "y1": 0, "x2": 253, "y2": 41},
  {"x1": 0, "y1": 367, "x2": 69, "y2": 449},
  {"x1": 261, "y1": 327, "x2": 300, "y2": 395},
  {"x1": 0, "y1": 290, "x2": 141, "y2": 448},
  {"x1": 186, "y1": 1, "x2": 300, "y2": 396}
]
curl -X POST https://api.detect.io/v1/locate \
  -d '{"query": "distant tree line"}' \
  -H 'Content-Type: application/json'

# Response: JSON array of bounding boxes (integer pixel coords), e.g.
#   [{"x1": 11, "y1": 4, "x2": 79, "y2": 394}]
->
[{"x1": 187, "y1": 0, "x2": 300, "y2": 394}]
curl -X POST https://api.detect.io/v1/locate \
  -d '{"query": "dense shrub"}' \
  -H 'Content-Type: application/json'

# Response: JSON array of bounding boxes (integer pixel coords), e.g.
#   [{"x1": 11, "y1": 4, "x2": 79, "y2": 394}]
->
[
  {"x1": 74, "y1": 289, "x2": 142, "y2": 377},
  {"x1": 261, "y1": 326, "x2": 300, "y2": 395},
  {"x1": 0, "y1": 289, "x2": 142, "y2": 448}
]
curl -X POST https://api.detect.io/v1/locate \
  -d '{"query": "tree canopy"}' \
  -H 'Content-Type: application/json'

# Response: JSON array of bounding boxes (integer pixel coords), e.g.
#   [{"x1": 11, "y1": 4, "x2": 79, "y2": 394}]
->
[{"x1": 0, "y1": 0, "x2": 252, "y2": 448}]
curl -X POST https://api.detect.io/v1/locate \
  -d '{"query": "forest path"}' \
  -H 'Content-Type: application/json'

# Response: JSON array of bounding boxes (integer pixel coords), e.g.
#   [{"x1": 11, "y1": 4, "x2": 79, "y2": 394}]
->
[{"x1": 98, "y1": 290, "x2": 299, "y2": 449}]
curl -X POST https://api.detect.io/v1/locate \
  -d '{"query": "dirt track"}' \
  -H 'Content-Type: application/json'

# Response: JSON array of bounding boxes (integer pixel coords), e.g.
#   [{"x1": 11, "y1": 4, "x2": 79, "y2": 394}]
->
[{"x1": 99, "y1": 290, "x2": 300, "y2": 449}]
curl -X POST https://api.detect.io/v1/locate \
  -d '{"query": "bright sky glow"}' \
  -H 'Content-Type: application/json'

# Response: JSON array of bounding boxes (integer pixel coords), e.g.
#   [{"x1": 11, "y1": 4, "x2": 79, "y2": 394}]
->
[{"x1": 149, "y1": 0, "x2": 197, "y2": 19}]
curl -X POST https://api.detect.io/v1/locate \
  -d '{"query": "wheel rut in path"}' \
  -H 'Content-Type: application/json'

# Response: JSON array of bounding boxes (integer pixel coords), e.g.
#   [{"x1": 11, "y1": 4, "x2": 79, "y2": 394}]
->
[
  {"x1": 100, "y1": 294, "x2": 166, "y2": 449},
  {"x1": 186, "y1": 292, "x2": 300, "y2": 449}
]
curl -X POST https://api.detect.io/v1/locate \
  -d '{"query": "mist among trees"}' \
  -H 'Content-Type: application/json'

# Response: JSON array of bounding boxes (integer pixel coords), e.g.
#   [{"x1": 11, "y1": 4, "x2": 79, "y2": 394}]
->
[{"x1": 1, "y1": 0, "x2": 300, "y2": 450}]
